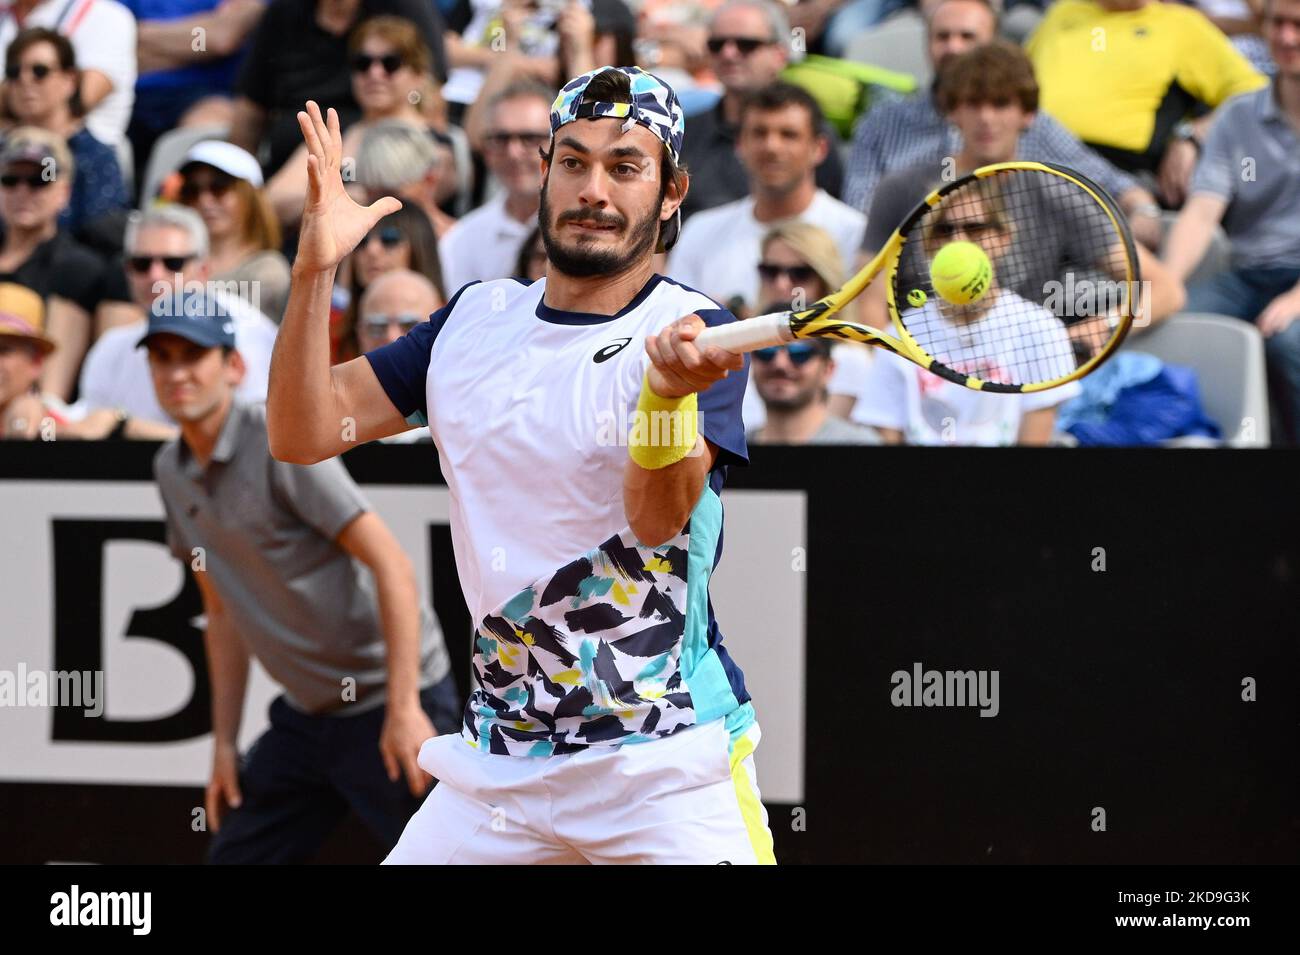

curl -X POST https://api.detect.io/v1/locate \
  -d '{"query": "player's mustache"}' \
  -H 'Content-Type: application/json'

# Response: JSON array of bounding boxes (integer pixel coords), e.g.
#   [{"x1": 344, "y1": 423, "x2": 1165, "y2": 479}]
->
[{"x1": 557, "y1": 209, "x2": 625, "y2": 230}]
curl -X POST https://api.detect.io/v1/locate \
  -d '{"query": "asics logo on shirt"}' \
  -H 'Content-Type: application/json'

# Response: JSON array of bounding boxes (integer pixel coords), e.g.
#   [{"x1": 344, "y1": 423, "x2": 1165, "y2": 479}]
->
[{"x1": 593, "y1": 337, "x2": 632, "y2": 363}]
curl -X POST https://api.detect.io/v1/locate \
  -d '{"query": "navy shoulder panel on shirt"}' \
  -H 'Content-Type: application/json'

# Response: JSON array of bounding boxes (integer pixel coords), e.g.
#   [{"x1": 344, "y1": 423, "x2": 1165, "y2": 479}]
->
[
  {"x1": 364, "y1": 280, "x2": 481, "y2": 423},
  {"x1": 655, "y1": 273, "x2": 728, "y2": 312}
]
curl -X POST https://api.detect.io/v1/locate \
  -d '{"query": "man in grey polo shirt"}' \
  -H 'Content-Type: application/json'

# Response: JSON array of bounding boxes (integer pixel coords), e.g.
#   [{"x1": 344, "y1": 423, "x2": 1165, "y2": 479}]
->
[
  {"x1": 1163, "y1": 0, "x2": 1300, "y2": 445},
  {"x1": 146, "y1": 290, "x2": 457, "y2": 863}
]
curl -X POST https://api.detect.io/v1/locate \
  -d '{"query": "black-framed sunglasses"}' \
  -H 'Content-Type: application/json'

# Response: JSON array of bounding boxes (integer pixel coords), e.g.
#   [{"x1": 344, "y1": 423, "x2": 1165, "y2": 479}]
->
[
  {"x1": 0, "y1": 173, "x2": 53, "y2": 190},
  {"x1": 933, "y1": 219, "x2": 1002, "y2": 240},
  {"x1": 757, "y1": 262, "x2": 818, "y2": 284},
  {"x1": 361, "y1": 313, "x2": 423, "y2": 335},
  {"x1": 484, "y1": 131, "x2": 550, "y2": 151},
  {"x1": 706, "y1": 36, "x2": 771, "y2": 55},
  {"x1": 5, "y1": 62, "x2": 56, "y2": 81},
  {"x1": 128, "y1": 254, "x2": 194, "y2": 274},
  {"x1": 179, "y1": 172, "x2": 236, "y2": 203},
  {"x1": 362, "y1": 225, "x2": 404, "y2": 248},
  {"x1": 754, "y1": 342, "x2": 825, "y2": 366},
  {"x1": 351, "y1": 52, "x2": 404, "y2": 75}
]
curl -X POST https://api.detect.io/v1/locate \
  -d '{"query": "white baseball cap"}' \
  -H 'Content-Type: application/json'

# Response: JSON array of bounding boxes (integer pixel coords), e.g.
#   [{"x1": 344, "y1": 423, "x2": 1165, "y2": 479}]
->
[{"x1": 180, "y1": 140, "x2": 264, "y2": 187}]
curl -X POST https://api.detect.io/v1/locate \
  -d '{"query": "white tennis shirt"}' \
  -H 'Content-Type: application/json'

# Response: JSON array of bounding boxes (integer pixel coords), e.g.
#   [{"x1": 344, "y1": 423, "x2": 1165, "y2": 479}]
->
[{"x1": 365, "y1": 275, "x2": 757, "y2": 756}]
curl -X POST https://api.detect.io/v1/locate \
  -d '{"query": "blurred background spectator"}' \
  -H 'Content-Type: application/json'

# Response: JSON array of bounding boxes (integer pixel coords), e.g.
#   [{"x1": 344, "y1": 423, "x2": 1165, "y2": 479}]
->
[
  {"x1": 748, "y1": 337, "x2": 882, "y2": 444},
  {"x1": 355, "y1": 118, "x2": 459, "y2": 238},
  {"x1": 439, "y1": 78, "x2": 550, "y2": 291},
  {"x1": 851, "y1": 181, "x2": 1081, "y2": 445},
  {"x1": 229, "y1": 0, "x2": 448, "y2": 180},
  {"x1": 680, "y1": 0, "x2": 845, "y2": 218},
  {"x1": 338, "y1": 202, "x2": 441, "y2": 360},
  {"x1": 856, "y1": 40, "x2": 1184, "y2": 330},
  {"x1": 0, "y1": 0, "x2": 1286, "y2": 453},
  {"x1": 125, "y1": 0, "x2": 266, "y2": 197},
  {"x1": 740, "y1": 221, "x2": 873, "y2": 430},
  {"x1": 0, "y1": 279, "x2": 58, "y2": 436},
  {"x1": 265, "y1": 14, "x2": 441, "y2": 229},
  {"x1": 2, "y1": 27, "x2": 129, "y2": 244},
  {"x1": 1163, "y1": 0, "x2": 1300, "y2": 444},
  {"x1": 669, "y1": 81, "x2": 863, "y2": 309},
  {"x1": 1193, "y1": 0, "x2": 1276, "y2": 73},
  {"x1": 819, "y1": 0, "x2": 913, "y2": 58},
  {"x1": 355, "y1": 266, "x2": 441, "y2": 352},
  {"x1": 843, "y1": 0, "x2": 1162, "y2": 247},
  {"x1": 513, "y1": 222, "x2": 547, "y2": 280},
  {"x1": 1026, "y1": 0, "x2": 1267, "y2": 207},
  {"x1": 175, "y1": 139, "x2": 290, "y2": 321},
  {"x1": 71, "y1": 204, "x2": 276, "y2": 431},
  {"x1": 443, "y1": 0, "x2": 634, "y2": 116},
  {"x1": 631, "y1": 1, "x2": 714, "y2": 110},
  {"x1": 0, "y1": 0, "x2": 137, "y2": 177},
  {"x1": 354, "y1": 266, "x2": 438, "y2": 442},
  {"x1": 0, "y1": 127, "x2": 130, "y2": 400}
]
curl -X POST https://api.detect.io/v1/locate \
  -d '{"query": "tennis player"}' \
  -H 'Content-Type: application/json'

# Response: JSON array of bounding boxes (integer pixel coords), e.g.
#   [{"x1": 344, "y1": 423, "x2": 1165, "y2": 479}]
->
[{"x1": 267, "y1": 66, "x2": 776, "y2": 864}]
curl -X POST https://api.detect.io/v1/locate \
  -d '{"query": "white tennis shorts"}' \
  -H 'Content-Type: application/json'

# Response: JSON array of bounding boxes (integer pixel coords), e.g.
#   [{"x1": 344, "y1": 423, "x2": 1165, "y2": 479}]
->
[{"x1": 383, "y1": 717, "x2": 777, "y2": 864}]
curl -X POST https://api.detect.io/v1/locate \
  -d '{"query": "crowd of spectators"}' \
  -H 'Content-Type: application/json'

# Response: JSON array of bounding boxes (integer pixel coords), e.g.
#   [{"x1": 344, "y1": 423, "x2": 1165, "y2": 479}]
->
[{"x1": 0, "y1": 0, "x2": 1297, "y2": 447}]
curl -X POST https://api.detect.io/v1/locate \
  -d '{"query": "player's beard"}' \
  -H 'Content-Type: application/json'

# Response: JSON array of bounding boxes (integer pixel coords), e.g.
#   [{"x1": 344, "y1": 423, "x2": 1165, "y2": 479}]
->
[{"x1": 539, "y1": 185, "x2": 662, "y2": 278}]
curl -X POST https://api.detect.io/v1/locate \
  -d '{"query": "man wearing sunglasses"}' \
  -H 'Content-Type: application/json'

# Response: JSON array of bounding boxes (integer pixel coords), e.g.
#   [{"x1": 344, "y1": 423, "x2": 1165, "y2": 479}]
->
[
  {"x1": 72, "y1": 205, "x2": 278, "y2": 432},
  {"x1": 747, "y1": 339, "x2": 881, "y2": 445},
  {"x1": 355, "y1": 269, "x2": 439, "y2": 354},
  {"x1": 352, "y1": 268, "x2": 439, "y2": 444},
  {"x1": 679, "y1": 0, "x2": 844, "y2": 219},
  {"x1": 670, "y1": 81, "x2": 864, "y2": 311},
  {"x1": 438, "y1": 80, "x2": 553, "y2": 293}
]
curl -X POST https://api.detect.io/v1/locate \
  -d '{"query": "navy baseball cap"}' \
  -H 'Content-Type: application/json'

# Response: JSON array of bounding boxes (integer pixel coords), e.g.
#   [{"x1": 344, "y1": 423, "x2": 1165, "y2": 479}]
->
[{"x1": 136, "y1": 289, "x2": 236, "y2": 349}]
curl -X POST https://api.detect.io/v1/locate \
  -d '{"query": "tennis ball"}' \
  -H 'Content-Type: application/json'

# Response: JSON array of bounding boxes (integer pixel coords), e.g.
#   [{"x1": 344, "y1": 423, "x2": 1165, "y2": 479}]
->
[
  {"x1": 906, "y1": 288, "x2": 928, "y2": 308},
  {"x1": 929, "y1": 241, "x2": 992, "y2": 305}
]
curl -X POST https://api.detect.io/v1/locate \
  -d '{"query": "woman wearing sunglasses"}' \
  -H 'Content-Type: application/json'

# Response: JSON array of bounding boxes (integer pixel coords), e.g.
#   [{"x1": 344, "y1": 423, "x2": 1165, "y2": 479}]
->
[
  {"x1": 1, "y1": 28, "x2": 128, "y2": 243},
  {"x1": 265, "y1": 16, "x2": 443, "y2": 230},
  {"x1": 0, "y1": 127, "x2": 130, "y2": 402},
  {"x1": 337, "y1": 203, "x2": 444, "y2": 362},
  {"x1": 176, "y1": 139, "x2": 291, "y2": 323},
  {"x1": 740, "y1": 221, "x2": 875, "y2": 434}
]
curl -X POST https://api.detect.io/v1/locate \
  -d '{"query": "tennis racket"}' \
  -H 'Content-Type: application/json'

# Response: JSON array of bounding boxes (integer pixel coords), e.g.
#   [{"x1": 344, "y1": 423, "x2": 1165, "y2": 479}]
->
[{"x1": 696, "y1": 161, "x2": 1140, "y2": 393}]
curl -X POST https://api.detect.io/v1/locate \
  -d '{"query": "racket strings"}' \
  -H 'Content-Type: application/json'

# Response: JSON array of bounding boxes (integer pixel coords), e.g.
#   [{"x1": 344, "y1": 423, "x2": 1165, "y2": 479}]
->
[{"x1": 892, "y1": 168, "x2": 1133, "y2": 389}]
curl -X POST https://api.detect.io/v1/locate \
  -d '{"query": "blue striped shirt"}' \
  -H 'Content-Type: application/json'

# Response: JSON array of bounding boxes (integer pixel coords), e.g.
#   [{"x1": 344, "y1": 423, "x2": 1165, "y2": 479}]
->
[{"x1": 843, "y1": 91, "x2": 1139, "y2": 213}]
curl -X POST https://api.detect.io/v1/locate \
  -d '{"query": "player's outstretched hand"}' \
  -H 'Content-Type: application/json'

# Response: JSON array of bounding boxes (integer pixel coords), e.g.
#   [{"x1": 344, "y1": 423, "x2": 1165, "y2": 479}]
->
[
  {"x1": 380, "y1": 703, "x2": 437, "y2": 798},
  {"x1": 645, "y1": 314, "x2": 745, "y2": 399},
  {"x1": 294, "y1": 100, "x2": 402, "y2": 273}
]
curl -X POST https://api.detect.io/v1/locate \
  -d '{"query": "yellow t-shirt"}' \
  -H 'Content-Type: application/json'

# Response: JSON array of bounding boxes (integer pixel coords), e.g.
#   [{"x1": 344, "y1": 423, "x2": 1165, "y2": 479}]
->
[{"x1": 1027, "y1": 0, "x2": 1266, "y2": 162}]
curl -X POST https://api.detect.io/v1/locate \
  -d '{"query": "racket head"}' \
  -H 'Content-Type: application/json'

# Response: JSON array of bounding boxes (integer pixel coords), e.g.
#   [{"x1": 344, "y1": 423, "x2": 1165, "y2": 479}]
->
[{"x1": 881, "y1": 161, "x2": 1139, "y2": 393}]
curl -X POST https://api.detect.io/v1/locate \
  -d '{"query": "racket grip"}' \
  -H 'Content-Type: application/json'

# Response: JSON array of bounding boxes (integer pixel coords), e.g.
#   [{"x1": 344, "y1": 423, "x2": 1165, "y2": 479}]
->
[{"x1": 695, "y1": 312, "x2": 794, "y2": 353}]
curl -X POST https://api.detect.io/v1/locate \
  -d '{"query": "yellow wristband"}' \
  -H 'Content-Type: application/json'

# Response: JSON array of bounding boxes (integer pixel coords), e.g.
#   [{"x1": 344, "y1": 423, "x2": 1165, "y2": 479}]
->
[{"x1": 628, "y1": 372, "x2": 700, "y2": 470}]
